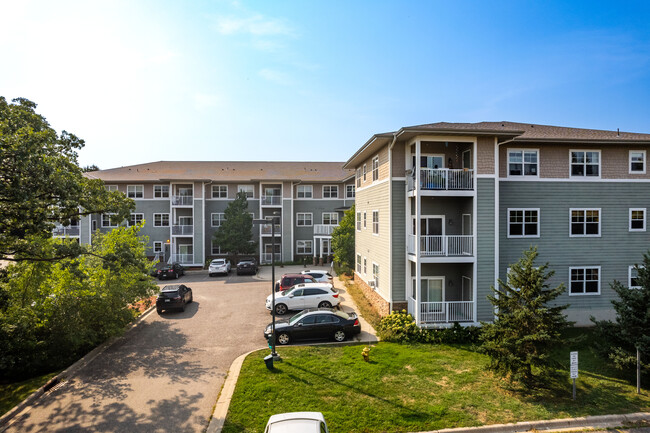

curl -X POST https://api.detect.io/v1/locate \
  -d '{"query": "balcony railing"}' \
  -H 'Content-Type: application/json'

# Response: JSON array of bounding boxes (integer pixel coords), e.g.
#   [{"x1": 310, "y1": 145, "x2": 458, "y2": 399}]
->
[
  {"x1": 261, "y1": 253, "x2": 282, "y2": 264},
  {"x1": 261, "y1": 224, "x2": 282, "y2": 235},
  {"x1": 420, "y1": 301, "x2": 475, "y2": 323},
  {"x1": 171, "y1": 253, "x2": 193, "y2": 264},
  {"x1": 407, "y1": 168, "x2": 474, "y2": 191},
  {"x1": 52, "y1": 225, "x2": 80, "y2": 237},
  {"x1": 172, "y1": 195, "x2": 193, "y2": 206},
  {"x1": 261, "y1": 195, "x2": 282, "y2": 206},
  {"x1": 172, "y1": 225, "x2": 193, "y2": 235},
  {"x1": 407, "y1": 234, "x2": 473, "y2": 257},
  {"x1": 314, "y1": 224, "x2": 339, "y2": 235}
]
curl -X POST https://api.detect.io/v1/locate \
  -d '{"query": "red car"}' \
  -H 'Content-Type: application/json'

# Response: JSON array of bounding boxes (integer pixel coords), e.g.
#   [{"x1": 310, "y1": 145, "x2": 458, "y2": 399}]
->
[{"x1": 274, "y1": 273, "x2": 317, "y2": 292}]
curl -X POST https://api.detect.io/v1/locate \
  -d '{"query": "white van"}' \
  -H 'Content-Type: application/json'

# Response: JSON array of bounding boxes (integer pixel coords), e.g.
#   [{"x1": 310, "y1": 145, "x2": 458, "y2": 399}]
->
[{"x1": 264, "y1": 412, "x2": 329, "y2": 433}]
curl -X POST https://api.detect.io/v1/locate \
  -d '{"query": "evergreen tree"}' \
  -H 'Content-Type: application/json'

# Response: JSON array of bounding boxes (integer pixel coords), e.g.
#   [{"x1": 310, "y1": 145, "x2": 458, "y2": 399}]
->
[
  {"x1": 592, "y1": 253, "x2": 650, "y2": 373},
  {"x1": 332, "y1": 205, "x2": 355, "y2": 274},
  {"x1": 480, "y1": 247, "x2": 570, "y2": 388},
  {"x1": 213, "y1": 191, "x2": 257, "y2": 263}
]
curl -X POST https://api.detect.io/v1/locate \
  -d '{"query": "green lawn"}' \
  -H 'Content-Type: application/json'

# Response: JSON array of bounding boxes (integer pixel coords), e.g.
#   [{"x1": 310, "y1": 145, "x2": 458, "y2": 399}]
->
[
  {"x1": 222, "y1": 337, "x2": 649, "y2": 433},
  {"x1": 0, "y1": 371, "x2": 59, "y2": 417}
]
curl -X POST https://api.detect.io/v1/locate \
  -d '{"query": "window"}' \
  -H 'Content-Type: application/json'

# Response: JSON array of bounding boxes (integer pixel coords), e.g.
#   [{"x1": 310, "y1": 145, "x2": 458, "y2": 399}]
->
[
  {"x1": 296, "y1": 240, "x2": 313, "y2": 255},
  {"x1": 630, "y1": 151, "x2": 646, "y2": 174},
  {"x1": 212, "y1": 185, "x2": 228, "y2": 198},
  {"x1": 363, "y1": 211, "x2": 367, "y2": 229},
  {"x1": 372, "y1": 263, "x2": 380, "y2": 290},
  {"x1": 629, "y1": 266, "x2": 643, "y2": 289},
  {"x1": 630, "y1": 208, "x2": 646, "y2": 231},
  {"x1": 128, "y1": 213, "x2": 144, "y2": 227},
  {"x1": 154, "y1": 213, "x2": 170, "y2": 227},
  {"x1": 101, "y1": 214, "x2": 118, "y2": 227},
  {"x1": 356, "y1": 169, "x2": 361, "y2": 188},
  {"x1": 363, "y1": 257, "x2": 367, "y2": 274},
  {"x1": 356, "y1": 254, "x2": 361, "y2": 273},
  {"x1": 238, "y1": 185, "x2": 254, "y2": 198},
  {"x1": 126, "y1": 185, "x2": 144, "y2": 198},
  {"x1": 211, "y1": 213, "x2": 225, "y2": 227},
  {"x1": 372, "y1": 156, "x2": 379, "y2": 181},
  {"x1": 323, "y1": 185, "x2": 338, "y2": 198},
  {"x1": 154, "y1": 185, "x2": 169, "y2": 198},
  {"x1": 569, "y1": 267, "x2": 600, "y2": 295},
  {"x1": 105, "y1": 185, "x2": 118, "y2": 192},
  {"x1": 296, "y1": 213, "x2": 313, "y2": 226},
  {"x1": 363, "y1": 164, "x2": 367, "y2": 181},
  {"x1": 211, "y1": 241, "x2": 221, "y2": 255},
  {"x1": 153, "y1": 241, "x2": 163, "y2": 253},
  {"x1": 372, "y1": 211, "x2": 379, "y2": 234},
  {"x1": 570, "y1": 150, "x2": 600, "y2": 177},
  {"x1": 508, "y1": 150, "x2": 538, "y2": 177},
  {"x1": 570, "y1": 209, "x2": 600, "y2": 237},
  {"x1": 297, "y1": 185, "x2": 312, "y2": 198},
  {"x1": 346, "y1": 184, "x2": 355, "y2": 198},
  {"x1": 322, "y1": 212, "x2": 339, "y2": 225},
  {"x1": 356, "y1": 212, "x2": 361, "y2": 231},
  {"x1": 508, "y1": 209, "x2": 539, "y2": 237}
]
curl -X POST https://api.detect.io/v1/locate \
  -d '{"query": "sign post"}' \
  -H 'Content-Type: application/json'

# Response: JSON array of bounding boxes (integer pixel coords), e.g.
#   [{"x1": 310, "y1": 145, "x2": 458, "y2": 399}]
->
[{"x1": 570, "y1": 351, "x2": 578, "y2": 400}]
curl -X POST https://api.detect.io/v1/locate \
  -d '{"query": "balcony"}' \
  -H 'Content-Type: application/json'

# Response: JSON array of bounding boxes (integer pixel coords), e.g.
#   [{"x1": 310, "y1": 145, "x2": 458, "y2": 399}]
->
[
  {"x1": 172, "y1": 196, "x2": 193, "y2": 206},
  {"x1": 407, "y1": 168, "x2": 474, "y2": 192},
  {"x1": 52, "y1": 225, "x2": 80, "y2": 237},
  {"x1": 261, "y1": 224, "x2": 282, "y2": 235},
  {"x1": 172, "y1": 225, "x2": 193, "y2": 236},
  {"x1": 407, "y1": 235, "x2": 473, "y2": 257},
  {"x1": 407, "y1": 299, "x2": 475, "y2": 324},
  {"x1": 261, "y1": 253, "x2": 282, "y2": 264},
  {"x1": 314, "y1": 224, "x2": 339, "y2": 235},
  {"x1": 261, "y1": 195, "x2": 282, "y2": 206},
  {"x1": 171, "y1": 253, "x2": 193, "y2": 265}
]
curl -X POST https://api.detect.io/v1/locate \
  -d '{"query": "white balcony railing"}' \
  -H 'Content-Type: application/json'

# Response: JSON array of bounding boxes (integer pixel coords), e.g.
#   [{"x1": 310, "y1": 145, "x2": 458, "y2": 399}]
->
[
  {"x1": 172, "y1": 225, "x2": 193, "y2": 235},
  {"x1": 172, "y1": 195, "x2": 193, "y2": 206},
  {"x1": 314, "y1": 224, "x2": 339, "y2": 235},
  {"x1": 171, "y1": 253, "x2": 193, "y2": 264},
  {"x1": 261, "y1": 253, "x2": 282, "y2": 264},
  {"x1": 408, "y1": 168, "x2": 474, "y2": 191},
  {"x1": 261, "y1": 196, "x2": 282, "y2": 206},
  {"x1": 52, "y1": 225, "x2": 80, "y2": 237},
  {"x1": 420, "y1": 301, "x2": 474, "y2": 323},
  {"x1": 261, "y1": 224, "x2": 282, "y2": 235},
  {"x1": 407, "y1": 235, "x2": 473, "y2": 257}
]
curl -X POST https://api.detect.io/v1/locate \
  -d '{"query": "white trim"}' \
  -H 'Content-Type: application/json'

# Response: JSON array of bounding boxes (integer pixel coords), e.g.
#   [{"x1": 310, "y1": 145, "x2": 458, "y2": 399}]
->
[
  {"x1": 569, "y1": 208, "x2": 601, "y2": 238},
  {"x1": 211, "y1": 184, "x2": 228, "y2": 199},
  {"x1": 211, "y1": 212, "x2": 225, "y2": 227},
  {"x1": 345, "y1": 184, "x2": 355, "y2": 199},
  {"x1": 492, "y1": 137, "x2": 498, "y2": 322},
  {"x1": 372, "y1": 209, "x2": 379, "y2": 236},
  {"x1": 297, "y1": 184, "x2": 313, "y2": 199},
  {"x1": 127, "y1": 213, "x2": 144, "y2": 227},
  {"x1": 322, "y1": 185, "x2": 339, "y2": 199},
  {"x1": 363, "y1": 164, "x2": 367, "y2": 181},
  {"x1": 296, "y1": 212, "x2": 313, "y2": 227},
  {"x1": 506, "y1": 148, "x2": 540, "y2": 179},
  {"x1": 629, "y1": 208, "x2": 646, "y2": 232},
  {"x1": 153, "y1": 213, "x2": 170, "y2": 227},
  {"x1": 101, "y1": 213, "x2": 119, "y2": 228},
  {"x1": 153, "y1": 241, "x2": 163, "y2": 253},
  {"x1": 500, "y1": 177, "x2": 650, "y2": 183},
  {"x1": 477, "y1": 174, "x2": 496, "y2": 179},
  {"x1": 354, "y1": 177, "x2": 390, "y2": 193},
  {"x1": 629, "y1": 150, "x2": 646, "y2": 174},
  {"x1": 412, "y1": 276, "x2": 446, "y2": 302},
  {"x1": 296, "y1": 239, "x2": 313, "y2": 255},
  {"x1": 410, "y1": 214, "x2": 446, "y2": 237},
  {"x1": 237, "y1": 184, "x2": 254, "y2": 198},
  {"x1": 629, "y1": 265, "x2": 642, "y2": 289},
  {"x1": 372, "y1": 261, "x2": 380, "y2": 291},
  {"x1": 372, "y1": 155, "x2": 380, "y2": 182},
  {"x1": 363, "y1": 211, "x2": 367, "y2": 229},
  {"x1": 569, "y1": 149, "x2": 601, "y2": 179},
  {"x1": 391, "y1": 176, "x2": 407, "y2": 180},
  {"x1": 507, "y1": 208, "x2": 540, "y2": 238},
  {"x1": 126, "y1": 184, "x2": 145, "y2": 199},
  {"x1": 568, "y1": 266, "x2": 601, "y2": 296},
  {"x1": 153, "y1": 184, "x2": 170, "y2": 199}
]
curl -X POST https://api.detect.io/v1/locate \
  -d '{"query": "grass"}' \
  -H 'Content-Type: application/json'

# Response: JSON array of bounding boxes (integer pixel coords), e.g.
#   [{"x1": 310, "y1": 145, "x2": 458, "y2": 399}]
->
[
  {"x1": 222, "y1": 332, "x2": 649, "y2": 433},
  {"x1": 340, "y1": 275, "x2": 382, "y2": 330},
  {"x1": 0, "y1": 371, "x2": 59, "y2": 417}
]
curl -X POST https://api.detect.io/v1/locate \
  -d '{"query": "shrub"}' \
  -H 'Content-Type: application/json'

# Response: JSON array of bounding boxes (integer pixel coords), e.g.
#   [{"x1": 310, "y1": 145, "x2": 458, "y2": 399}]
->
[{"x1": 378, "y1": 310, "x2": 481, "y2": 344}]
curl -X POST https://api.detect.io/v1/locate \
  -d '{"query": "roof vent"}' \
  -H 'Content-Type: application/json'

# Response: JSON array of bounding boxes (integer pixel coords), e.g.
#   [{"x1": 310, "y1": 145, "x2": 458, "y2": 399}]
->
[{"x1": 617, "y1": 128, "x2": 620, "y2": 137}]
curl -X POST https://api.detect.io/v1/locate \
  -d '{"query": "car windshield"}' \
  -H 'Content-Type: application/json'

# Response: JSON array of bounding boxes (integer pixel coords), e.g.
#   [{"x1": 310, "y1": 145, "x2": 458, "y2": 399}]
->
[
  {"x1": 288, "y1": 311, "x2": 308, "y2": 325},
  {"x1": 212, "y1": 260, "x2": 225, "y2": 265}
]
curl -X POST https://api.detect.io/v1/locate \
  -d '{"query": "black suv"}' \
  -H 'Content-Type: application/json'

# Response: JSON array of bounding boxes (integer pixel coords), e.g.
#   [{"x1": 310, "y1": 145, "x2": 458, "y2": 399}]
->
[
  {"x1": 156, "y1": 263, "x2": 185, "y2": 280},
  {"x1": 236, "y1": 258, "x2": 258, "y2": 275},
  {"x1": 156, "y1": 284, "x2": 193, "y2": 313}
]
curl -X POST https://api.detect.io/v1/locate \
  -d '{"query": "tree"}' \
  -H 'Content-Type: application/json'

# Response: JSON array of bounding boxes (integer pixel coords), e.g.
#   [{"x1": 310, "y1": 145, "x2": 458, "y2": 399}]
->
[
  {"x1": 82, "y1": 164, "x2": 100, "y2": 172},
  {"x1": 0, "y1": 97, "x2": 133, "y2": 262},
  {"x1": 592, "y1": 253, "x2": 650, "y2": 373},
  {"x1": 480, "y1": 247, "x2": 571, "y2": 388},
  {"x1": 213, "y1": 191, "x2": 257, "y2": 263},
  {"x1": 332, "y1": 205, "x2": 355, "y2": 274}
]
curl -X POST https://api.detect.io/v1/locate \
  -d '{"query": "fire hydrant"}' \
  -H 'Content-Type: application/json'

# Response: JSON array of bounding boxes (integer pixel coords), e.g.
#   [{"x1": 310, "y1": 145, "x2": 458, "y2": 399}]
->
[{"x1": 361, "y1": 346, "x2": 371, "y2": 362}]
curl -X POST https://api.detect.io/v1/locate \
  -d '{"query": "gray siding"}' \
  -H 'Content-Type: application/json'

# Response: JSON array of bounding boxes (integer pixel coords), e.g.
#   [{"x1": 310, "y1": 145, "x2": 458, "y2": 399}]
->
[
  {"x1": 391, "y1": 180, "x2": 406, "y2": 301},
  {"x1": 477, "y1": 178, "x2": 496, "y2": 321},
  {"x1": 193, "y1": 199, "x2": 204, "y2": 265}
]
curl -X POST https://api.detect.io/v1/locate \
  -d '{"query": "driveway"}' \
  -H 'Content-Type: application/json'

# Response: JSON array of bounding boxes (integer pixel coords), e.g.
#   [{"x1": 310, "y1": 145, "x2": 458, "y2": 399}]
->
[{"x1": 4, "y1": 272, "x2": 273, "y2": 433}]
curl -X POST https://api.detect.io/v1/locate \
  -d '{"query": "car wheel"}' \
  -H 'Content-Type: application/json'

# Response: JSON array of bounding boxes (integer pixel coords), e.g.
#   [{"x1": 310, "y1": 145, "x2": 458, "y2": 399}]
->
[
  {"x1": 188, "y1": 293, "x2": 193, "y2": 303},
  {"x1": 180, "y1": 302, "x2": 186, "y2": 312},
  {"x1": 175, "y1": 272, "x2": 179, "y2": 279},
  {"x1": 156, "y1": 306, "x2": 163, "y2": 314},
  {"x1": 318, "y1": 301, "x2": 332, "y2": 308},
  {"x1": 274, "y1": 303, "x2": 288, "y2": 315},
  {"x1": 333, "y1": 330, "x2": 346, "y2": 342},
  {"x1": 277, "y1": 332, "x2": 291, "y2": 345}
]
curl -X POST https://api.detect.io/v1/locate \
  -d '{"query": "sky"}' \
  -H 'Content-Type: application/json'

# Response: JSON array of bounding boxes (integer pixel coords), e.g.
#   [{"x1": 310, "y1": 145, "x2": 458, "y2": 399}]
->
[{"x1": 2, "y1": 0, "x2": 650, "y2": 169}]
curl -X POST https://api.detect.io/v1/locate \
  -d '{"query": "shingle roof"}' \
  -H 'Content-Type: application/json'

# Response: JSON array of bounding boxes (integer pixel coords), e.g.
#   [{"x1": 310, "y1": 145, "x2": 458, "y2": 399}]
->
[{"x1": 85, "y1": 161, "x2": 352, "y2": 182}]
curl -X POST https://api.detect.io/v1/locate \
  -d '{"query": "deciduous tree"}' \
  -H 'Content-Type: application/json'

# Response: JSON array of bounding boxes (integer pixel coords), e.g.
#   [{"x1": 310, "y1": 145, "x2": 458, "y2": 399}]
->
[
  {"x1": 213, "y1": 191, "x2": 257, "y2": 263},
  {"x1": 332, "y1": 205, "x2": 355, "y2": 274}
]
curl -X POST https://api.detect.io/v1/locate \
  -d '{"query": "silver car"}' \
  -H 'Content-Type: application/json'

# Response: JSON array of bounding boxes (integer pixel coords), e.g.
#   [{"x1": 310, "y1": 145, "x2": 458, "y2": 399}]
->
[
  {"x1": 264, "y1": 412, "x2": 329, "y2": 433},
  {"x1": 266, "y1": 283, "x2": 339, "y2": 315},
  {"x1": 208, "y1": 258, "x2": 231, "y2": 276}
]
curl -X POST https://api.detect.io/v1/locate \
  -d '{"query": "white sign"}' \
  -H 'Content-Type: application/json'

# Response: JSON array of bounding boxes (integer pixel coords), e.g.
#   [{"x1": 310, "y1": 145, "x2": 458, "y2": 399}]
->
[{"x1": 570, "y1": 351, "x2": 578, "y2": 379}]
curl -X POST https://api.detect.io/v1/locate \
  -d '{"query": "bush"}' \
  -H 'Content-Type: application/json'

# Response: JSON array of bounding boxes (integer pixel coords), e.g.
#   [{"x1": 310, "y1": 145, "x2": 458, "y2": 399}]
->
[{"x1": 377, "y1": 310, "x2": 481, "y2": 344}]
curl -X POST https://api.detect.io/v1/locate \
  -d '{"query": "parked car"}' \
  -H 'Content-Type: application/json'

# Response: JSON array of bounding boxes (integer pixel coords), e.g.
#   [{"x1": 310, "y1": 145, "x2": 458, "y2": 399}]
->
[
  {"x1": 274, "y1": 273, "x2": 317, "y2": 292},
  {"x1": 264, "y1": 412, "x2": 329, "y2": 433},
  {"x1": 267, "y1": 283, "x2": 339, "y2": 315},
  {"x1": 156, "y1": 284, "x2": 193, "y2": 313},
  {"x1": 301, "y1": 270, "x2": 334, "y2": 284},
  {"x1": 208, "y1": 258, "x2": 231, "y2": 276},
  {"x1": 264, "y1": 308, "x2": 360, "y2": 345},
  {"x1": 156, "y1": 262, "x2": 185, "y2": 280},
  {"x1": 236, "y1": 258, "x2": 258, "y2": 275}
]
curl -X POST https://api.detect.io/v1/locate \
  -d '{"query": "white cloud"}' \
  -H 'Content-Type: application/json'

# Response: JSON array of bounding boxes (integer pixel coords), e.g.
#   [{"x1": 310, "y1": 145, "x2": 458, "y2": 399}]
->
[
  {"x1": 213, "y1": 14, "x2": 293, "y2": 36},
  {"x1": 258, "y1": 69, "x2": 292, "y2": 86},
  {"x1": 193, "y1": 92, "x2": 223, "y2": 110}
]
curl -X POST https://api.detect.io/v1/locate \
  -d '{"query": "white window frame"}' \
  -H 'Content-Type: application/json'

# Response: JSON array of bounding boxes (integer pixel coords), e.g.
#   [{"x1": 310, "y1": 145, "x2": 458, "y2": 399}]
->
[
  {"x1": 154, "y1": 185, "x2": 169, "y2": 198},
  {"x1": 346, "y1": 184, "x2": 355, "y2": 198},
  {"x1": 127, "y1": 185, "x2": 144, "y2": 199},
  {"x1": 322, "y1": 212, "x2": 339, "y2": 225},
  {"x1": 372, "y1": 210, "x2": 379, "y2": 235},
  {"x1": 128, "y1": 213, "x2": 144, "y2": 227},
  {"x1": 101, "y1": 213, "x2": 118, "y2": 228},
  {"x1": 356, "y1": 212, "x2": 361, "y2": 231},
  {"x1": 297, "y1": 185, "x2": 313, "y2": 198},
  {"x1": 569, "y1": 208, "x2": 601, "y2": 237},
  {"x1": 507, "y1": 149, "x2": 539, "y2": 178},
  {"x1": 238, "y1": 184, "x2": 254, "y2": 198},
  {"x1": 372, "y1": 156, "x2": 379, "y2": 181},
  {"x1": 363, "y1": 164, "x2": 367, "y2": 181},
  {"x1": 356, "y1": 169, "x2": 361, "y2": 188},
  {"x1": 570, "y1": 150, "x2": 601, "y2": 178},
  {"x1": 363, "y1": 257, "x2": 367, "y2": 275},
  {"x1": 569, "y1": 266, "x2": 601, "y2": 296},
  {"x1": 211, "y1": 213, "x2": 225, "y2": 227},
  {"x1": 356, "y1": 254, "x2": 361, "y2": 273},
  {"x1": 296, "y1": 212, "x2": 313, "y2": 227},
  {"x1": 212, "y1": 185, "x2": 228, "y2": 199},
  {"x1": 322, "y1": 185, "x2": 338, "y2": 198},
  {"x1": 211, "y1": 241, "x2": 221, "y2": 255},
  {"x1": 629, "y1": 265, "x2": 643, "y2": 289},
  {"x1": 153, "y1": 241, "x2": 163, "y2": 253},
  {"x1": 372, "y1": 262, "x2": 380, "y2": 290},
  {"x1": 363, "y1": 211, "x2": 367, "y2": 229},
  {"x1": 629, "y1": 150, "x2": 646, "y2": 174},
  {"x1": 105, "y1": 185, "x2": 118, "y2": 192},
  {"x1": 629, "y1": 208, "x2": 646, "y2": 232},
  {"x1": 296, "y1": 240, "x2": 313, "y2": 255},
  {"x1": 153, "y1": 213, "x2": 170, "y2": 227},
  {"x1": 507, "y1": 208, "x2": 540, "y2": 238}
]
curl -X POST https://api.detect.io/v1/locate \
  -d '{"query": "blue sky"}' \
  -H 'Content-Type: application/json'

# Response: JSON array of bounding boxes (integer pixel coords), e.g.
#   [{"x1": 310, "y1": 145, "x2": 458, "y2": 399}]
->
[{"x1": 2, "y1": 0, "x2": 650, "y2": 168}]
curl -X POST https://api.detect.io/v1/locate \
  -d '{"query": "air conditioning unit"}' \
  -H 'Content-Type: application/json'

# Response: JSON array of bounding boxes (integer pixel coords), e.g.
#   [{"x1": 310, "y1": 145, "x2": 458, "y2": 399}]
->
[{"x1": 368, "y1": 280, "x2": 376, "y2": 288}]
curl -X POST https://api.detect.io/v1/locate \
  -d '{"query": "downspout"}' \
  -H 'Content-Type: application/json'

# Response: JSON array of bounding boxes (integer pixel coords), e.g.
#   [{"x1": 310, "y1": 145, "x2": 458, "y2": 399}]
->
[
  {"x1": 204, "y1": 180, "x2": 213, "y2": 266},
  {"x1": 387, "y1": 133, "x2": 397, "y2": 313}
]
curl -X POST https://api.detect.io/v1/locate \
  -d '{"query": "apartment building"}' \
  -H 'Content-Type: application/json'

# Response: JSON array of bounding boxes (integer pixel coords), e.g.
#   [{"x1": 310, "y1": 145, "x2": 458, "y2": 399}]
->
[
  {"x1": 344, "y1": 122, "x2": 650, "y2": 326},
  {"x1": 74, "y1": 161, "x2": 354, "y2": 266}
]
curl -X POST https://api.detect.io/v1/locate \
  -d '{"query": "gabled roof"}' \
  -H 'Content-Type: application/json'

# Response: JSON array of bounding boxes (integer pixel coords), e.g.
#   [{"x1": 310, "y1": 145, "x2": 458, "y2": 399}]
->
[
  {"x1": 85, "y1": 161, "x2": 353, "y2": 183},
  {"x1": 344, "y1": 121, "x2": 650, "y2": 168}
]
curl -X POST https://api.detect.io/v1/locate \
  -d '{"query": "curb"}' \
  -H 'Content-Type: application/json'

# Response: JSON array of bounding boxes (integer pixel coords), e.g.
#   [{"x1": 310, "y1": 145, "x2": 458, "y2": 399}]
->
[{"x1": 0, "y1": 304, "x2": 157, "y2": 431}]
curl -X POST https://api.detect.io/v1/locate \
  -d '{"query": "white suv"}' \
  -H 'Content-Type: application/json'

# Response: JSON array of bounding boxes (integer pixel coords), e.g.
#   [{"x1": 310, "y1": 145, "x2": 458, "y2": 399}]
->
[
  {"x1": 301, "y1": 270, "x2": 334, "y2": 284},
  {"x1": 208, "y1": 259, "x2": 231, "y2": 276},
  {"x1": 264, "y1": 412, "x2": 329, "y2": 433},
  {"x1": 266, "y1": 283, "x2": 339, "y2": 315}
]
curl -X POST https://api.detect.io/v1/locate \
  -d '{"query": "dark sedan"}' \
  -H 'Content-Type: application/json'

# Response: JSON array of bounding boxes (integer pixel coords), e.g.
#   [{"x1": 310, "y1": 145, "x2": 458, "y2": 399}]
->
[
  {"x1": 236, "y1": 258, "x2": 258, "y2": 275},
  {"x1": 264, "y1": 308, "x2": 360, "y2": 345},
  {"x1": 156, "y1": 262, "x2": 185, "y2": 280},
  {"x1": 156, "y1": 284, "x2": 193, "y2": 313}
]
